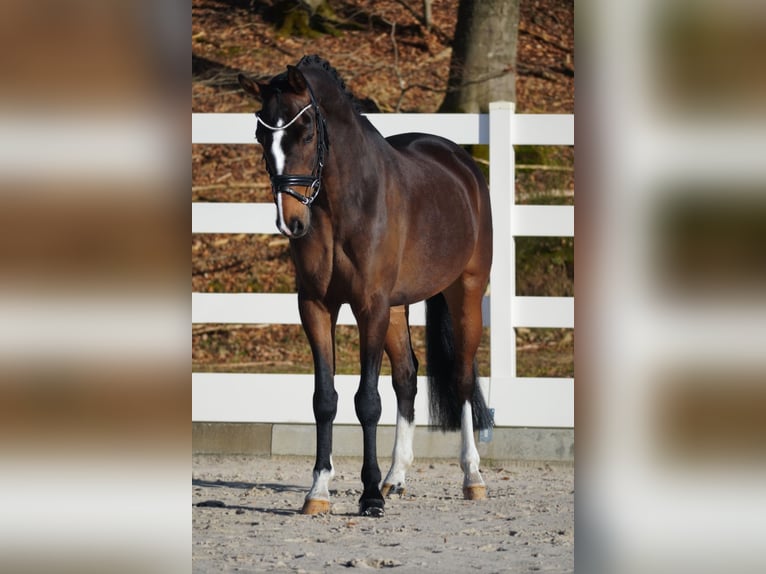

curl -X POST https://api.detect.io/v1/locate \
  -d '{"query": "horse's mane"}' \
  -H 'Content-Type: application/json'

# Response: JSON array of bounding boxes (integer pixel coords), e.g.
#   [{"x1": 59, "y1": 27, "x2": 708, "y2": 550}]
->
[{"x1": 297, "y1": 54, "x2": 379, "y2": 114}]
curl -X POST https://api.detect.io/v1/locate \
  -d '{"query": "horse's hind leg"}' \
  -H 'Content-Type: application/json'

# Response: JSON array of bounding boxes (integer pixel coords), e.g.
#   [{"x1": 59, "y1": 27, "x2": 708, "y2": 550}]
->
[
  {"x1": 444, "y1": 275, "x2": 490, "y2": 500},
  {"x1": 381, "y1": 306, "x2": 418, "y2": 497}
]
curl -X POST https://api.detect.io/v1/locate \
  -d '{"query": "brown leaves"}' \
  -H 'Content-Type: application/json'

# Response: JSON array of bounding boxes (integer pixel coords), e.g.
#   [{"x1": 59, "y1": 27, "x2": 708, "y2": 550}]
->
[{"x1": 191, "y1": 0, "x2": 574, "y2": 114}]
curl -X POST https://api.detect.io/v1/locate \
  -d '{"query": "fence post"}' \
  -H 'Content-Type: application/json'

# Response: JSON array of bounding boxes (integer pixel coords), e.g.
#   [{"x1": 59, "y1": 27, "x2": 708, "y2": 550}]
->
[{"x1": 489, "y1": 102, "x2": 516, "y2": 395}]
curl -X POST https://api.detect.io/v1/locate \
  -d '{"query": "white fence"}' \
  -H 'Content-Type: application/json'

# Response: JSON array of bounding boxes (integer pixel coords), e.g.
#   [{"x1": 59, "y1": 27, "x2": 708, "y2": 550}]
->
[{"x1": 192, "y1": 103, "x2": 574, "y2": 428}]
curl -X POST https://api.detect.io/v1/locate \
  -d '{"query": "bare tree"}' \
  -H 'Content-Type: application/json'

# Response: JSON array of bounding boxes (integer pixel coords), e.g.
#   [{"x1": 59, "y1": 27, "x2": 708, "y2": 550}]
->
[
  {"x1": 439, "y1": 0, "x2": 520, "y2": 113},
  {"x1": 423, "y1": 0, "x2": 432, "y2": 31}
]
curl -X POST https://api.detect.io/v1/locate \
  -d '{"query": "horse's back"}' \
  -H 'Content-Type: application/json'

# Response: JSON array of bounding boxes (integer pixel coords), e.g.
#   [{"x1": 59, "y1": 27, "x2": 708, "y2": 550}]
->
[{"x1": 385, "y1": 132, "x2": 488, "y2": 198}]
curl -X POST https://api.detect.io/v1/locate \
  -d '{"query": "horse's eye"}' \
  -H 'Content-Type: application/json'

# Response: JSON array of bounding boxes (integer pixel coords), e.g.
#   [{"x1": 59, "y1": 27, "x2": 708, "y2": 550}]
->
[{"x1": 302, "y1": 117, "x2": 314, "y2": 143}]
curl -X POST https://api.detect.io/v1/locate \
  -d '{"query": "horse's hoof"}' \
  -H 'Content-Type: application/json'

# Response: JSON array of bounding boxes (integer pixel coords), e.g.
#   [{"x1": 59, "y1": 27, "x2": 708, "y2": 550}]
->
[
  {"x1": 381, "y1": 483, "x2": 406, "y2": 498},
  {"x1": 463, "y1": 485, "x2": 487, "y2": 500},
  {"x1": 359, "y1": 499, "x2": 385, "y2": 517},
  {"x1": 361, "y1": 505, "x2": 385, "y2": 517},
  {"x1": 301, "y1": 498, "x2": 331, "y2": 515}
]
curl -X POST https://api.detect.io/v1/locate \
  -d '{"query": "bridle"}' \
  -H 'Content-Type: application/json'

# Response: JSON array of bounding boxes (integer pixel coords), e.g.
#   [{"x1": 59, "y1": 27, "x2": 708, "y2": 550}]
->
[{"x1": 255, "y1": 84, "x2": 328, "y2": 207}]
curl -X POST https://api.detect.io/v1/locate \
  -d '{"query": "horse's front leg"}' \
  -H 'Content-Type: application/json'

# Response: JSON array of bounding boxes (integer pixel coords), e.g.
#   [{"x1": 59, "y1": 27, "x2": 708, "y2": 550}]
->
[
  {"x1": 298, "y1": 296, "x2": 339, "y2": 515},
  {"x1": 353, "y1": 299, "x2": 391, "y2": 517}
]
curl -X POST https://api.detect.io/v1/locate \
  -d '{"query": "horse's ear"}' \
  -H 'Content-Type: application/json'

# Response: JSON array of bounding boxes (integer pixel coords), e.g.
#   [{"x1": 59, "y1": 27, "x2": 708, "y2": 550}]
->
[
  {"x1": 286, "y1": 65, "x2": 307, "y2": 93},
  {"x1": 238, "y1": 73, "x2": 265, "y2": 100}
]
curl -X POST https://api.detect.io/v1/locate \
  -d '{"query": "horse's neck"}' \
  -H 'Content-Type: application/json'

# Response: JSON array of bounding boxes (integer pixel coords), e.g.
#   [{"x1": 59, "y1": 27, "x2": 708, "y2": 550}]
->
[{"x1": 321, "y1": 119, "x2": 386, "y2": 233}]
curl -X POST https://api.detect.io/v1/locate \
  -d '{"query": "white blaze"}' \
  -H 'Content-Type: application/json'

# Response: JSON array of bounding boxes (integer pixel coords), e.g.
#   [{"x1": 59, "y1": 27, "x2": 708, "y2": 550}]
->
[
  {"x1": 271, "y1": 119, "x2": 286, "y2": 175},
  {"x1": 276, "y1": 192, "x2": 291, "y2": 236},
  {"x1": 272, "y1": 119, "x2": 292, "y2": 235}
]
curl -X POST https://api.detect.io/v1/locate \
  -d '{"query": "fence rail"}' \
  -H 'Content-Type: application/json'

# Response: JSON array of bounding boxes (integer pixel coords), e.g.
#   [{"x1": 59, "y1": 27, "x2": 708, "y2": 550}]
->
[
  {"x1": 191, "y1": 202, "x2": 573, "y2": 237},
  {"x1": 192, "y1": 112, "x2": 573, "y2": 146},
  {"x1": 192, "y1": 103, "x2": 574, "y2": 428}
]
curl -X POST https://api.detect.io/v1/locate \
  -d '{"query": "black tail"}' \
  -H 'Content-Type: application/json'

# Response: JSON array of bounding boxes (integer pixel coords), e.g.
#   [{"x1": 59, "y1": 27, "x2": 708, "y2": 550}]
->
[{"x1": 425, "y1": 293, "x2": 494, "y2": 432}]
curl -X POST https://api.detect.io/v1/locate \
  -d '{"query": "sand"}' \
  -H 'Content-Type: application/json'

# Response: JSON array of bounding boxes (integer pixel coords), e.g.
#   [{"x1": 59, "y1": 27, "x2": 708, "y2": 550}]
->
[{"x1": 193, "y1": 454, "x2": 573, "y2": 573}]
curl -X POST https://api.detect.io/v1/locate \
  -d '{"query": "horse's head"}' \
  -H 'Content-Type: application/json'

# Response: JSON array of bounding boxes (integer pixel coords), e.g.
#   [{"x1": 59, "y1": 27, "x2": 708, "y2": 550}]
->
[{"x1": 239, "y1": 66, "x2": 326, "y2": 239}]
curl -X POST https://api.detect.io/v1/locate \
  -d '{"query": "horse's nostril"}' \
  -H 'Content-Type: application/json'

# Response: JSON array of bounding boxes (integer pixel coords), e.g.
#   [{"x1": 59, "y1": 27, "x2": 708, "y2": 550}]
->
[{"x1": 290, "y1": 218, "x2": 305, "y2": 236}]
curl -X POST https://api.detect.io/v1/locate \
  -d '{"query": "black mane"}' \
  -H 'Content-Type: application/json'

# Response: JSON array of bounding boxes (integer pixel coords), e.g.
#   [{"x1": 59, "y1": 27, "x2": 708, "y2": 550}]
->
[{"x1": 297, "y1": 54, "x2": 379, "y2": 113}]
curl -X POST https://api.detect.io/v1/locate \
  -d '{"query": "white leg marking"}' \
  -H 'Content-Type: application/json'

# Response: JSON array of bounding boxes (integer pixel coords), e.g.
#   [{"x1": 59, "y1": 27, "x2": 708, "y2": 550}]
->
[
  {"x1": 306, "y1": 456, "x2": 335, "y2": 502},
  {"x1": 460, "y1": 402, "x2": 485, "y2": 488},
  {"x1": 382, "y1": 413, "x2": 415, "y2": 492}
]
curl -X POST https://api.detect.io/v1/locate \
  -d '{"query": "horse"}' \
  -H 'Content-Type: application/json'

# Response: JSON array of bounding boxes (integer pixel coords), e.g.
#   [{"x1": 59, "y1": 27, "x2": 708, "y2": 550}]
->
[{"x1": 239, "y1": 55, "x2": 493, "y2": 517}]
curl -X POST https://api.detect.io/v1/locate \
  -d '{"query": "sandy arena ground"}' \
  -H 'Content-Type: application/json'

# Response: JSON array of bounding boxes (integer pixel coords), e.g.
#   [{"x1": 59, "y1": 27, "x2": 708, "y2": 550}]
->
[{"x1": 193, "y1": 455, "x2": 573, "y2": 573}]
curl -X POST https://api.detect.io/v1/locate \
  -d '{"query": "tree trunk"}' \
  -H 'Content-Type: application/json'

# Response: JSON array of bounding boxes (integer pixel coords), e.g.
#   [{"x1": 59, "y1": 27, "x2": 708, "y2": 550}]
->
[
  {"x1": 276, "y1": 1, "x2": 342, "y2": 38},
  {"x1": 439, "y1": 0, "x2": 520, "y2": 113}
]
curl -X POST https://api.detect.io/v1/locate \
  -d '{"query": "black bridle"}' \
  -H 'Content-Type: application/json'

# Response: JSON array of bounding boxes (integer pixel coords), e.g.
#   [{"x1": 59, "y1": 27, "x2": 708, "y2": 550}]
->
[{"x1": 255, "y1": 84, "x2": 328, "y2": 206}]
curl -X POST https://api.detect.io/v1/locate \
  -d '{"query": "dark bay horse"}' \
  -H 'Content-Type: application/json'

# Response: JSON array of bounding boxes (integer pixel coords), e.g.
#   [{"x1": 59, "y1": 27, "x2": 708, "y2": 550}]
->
[{"x1": 239, "y1": 55, "x2": 493, "y2": 517}]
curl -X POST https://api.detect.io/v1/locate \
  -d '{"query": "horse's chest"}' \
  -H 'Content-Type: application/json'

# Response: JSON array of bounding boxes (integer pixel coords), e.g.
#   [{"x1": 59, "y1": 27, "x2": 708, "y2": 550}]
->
[
  {"x1": 330, "y1": 245, "x2": 386, "y2": 295},
  {"x1": 291, "y1": 243, "x2": 353, "y2": 298},
  {"x1": 329, "y1": 246, "x2": 363, "y2": 287}
]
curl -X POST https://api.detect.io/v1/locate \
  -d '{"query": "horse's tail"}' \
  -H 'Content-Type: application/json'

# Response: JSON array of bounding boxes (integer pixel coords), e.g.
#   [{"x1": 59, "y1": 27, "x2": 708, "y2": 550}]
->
[{"x1": 425, "y1": 292, "x2": 493, "y2": 432}]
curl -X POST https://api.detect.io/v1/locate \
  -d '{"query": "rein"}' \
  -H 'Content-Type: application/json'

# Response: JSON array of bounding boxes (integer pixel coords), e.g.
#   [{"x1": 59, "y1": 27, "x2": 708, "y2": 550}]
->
[{"x1": 255, "y1": 85, "x2": 328, "y2": 207}]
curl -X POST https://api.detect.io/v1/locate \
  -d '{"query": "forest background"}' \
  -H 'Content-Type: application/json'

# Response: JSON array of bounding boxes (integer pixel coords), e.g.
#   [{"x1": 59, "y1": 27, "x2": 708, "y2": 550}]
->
[{"x1": 192, "y1": 0, "x2": 575, "y2": 378}]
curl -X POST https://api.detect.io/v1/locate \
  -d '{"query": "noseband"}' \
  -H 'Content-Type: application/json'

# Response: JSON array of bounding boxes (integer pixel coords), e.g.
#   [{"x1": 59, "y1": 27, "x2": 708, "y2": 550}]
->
[{"x1": 255, "y1": 85, "x2": 328, "y2": 206}]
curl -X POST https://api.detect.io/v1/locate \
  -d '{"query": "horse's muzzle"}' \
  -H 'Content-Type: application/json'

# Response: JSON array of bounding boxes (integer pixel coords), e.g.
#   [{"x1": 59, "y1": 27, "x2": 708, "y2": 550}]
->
[{"x1": 284, "y1": 216, "x2": 307, "y2": 238}]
